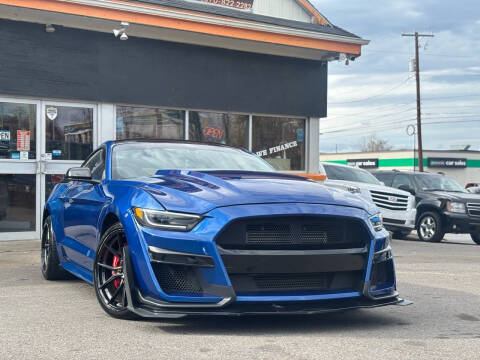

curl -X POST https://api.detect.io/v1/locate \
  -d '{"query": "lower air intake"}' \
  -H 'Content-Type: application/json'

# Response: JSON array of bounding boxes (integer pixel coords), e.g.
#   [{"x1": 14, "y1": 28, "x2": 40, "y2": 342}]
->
[{"x1": 152, "y1": 263, "x2": 202, "y2": 295}]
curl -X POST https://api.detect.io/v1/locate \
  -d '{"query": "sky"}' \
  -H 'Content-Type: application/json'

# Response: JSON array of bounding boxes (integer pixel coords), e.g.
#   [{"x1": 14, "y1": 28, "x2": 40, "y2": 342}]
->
[{"x1": 311, "y1": 0, "x2": 480, "y2": 153}]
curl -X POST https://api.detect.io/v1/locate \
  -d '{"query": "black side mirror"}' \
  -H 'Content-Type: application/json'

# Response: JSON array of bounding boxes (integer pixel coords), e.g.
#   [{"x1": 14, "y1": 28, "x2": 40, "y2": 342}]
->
[
  {"x1": 65, "y1": 167, "x2": 92, "y2": 181},
  {"x1": 398, "y1": 184, "x2": 415, "y2": 195}
]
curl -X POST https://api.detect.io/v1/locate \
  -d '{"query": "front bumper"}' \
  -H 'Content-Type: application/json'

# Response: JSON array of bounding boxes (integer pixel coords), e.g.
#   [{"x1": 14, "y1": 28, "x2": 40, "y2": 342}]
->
[
  {"x1": 123, "y1": 246, "x2": 408, "y2": 318},
  {"x1": 122, "y1": 203, "x2": 408, "y2": 317},
  {"x1": 382, "y1": 207, "x2": 416, "y2": 233},
  {"x1": 444, "y1": 212, "x2": 480, "y2": 233}
]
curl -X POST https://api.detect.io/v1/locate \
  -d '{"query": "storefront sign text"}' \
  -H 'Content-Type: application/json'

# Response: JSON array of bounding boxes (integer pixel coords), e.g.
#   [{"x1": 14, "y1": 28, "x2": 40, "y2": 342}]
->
[
  {"x1": 428, "y1": 157, "x2": 467, "y2": 168},
  {"x1": 256, "y1": 141, "x2": 298, "y2": 157},
  {"x1": 0, "y1": 130, "x2": 10, "y2": 141},
  {"x1": 203, "y1": 125, "x2": 224, "y2": 140},
  {"x1": 193, "y1": 0, "x2": 254, "y2": 10},
  {"x1": 347, "y1": 158, "x2": 379, "y2": 169}
]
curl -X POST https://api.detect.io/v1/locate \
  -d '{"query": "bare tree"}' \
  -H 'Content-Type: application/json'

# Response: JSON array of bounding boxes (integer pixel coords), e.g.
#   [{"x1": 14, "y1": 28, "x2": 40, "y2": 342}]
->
[{"x1": 359, "y1": 134, "x2": 393, "y2": 152}]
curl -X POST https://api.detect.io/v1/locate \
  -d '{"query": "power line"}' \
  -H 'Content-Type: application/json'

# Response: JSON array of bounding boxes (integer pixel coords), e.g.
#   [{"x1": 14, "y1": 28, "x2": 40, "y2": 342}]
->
[
  {"x1": 422, "y1": 94, "x2": 480, "y2": 101},
  {"x1": 329, "y1": 76, "x2": 413, "y2": 104},
  {"x1": 365, "y1": 50, "x2": 477, "y2": 59},
  {"x1": 320, "y1": 118, "x2": 480, "y2": 139}
]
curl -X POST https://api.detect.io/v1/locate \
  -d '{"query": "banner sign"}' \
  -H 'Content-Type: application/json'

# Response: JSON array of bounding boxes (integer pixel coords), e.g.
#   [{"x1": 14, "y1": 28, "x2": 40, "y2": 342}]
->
[
  {"x1": 347, "y1": 158, "x2": 379, "y2": 169},
  {"x1": 428, "y1": 157, "x2": 467, "y2": 168},
  {"x1": 193, "y1": 0, "x2": 254, "y2": 10}
]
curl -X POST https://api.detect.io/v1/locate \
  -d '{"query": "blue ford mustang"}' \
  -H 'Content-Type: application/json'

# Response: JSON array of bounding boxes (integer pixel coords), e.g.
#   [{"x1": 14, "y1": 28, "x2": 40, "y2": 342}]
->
[{"x1": 42, "y1": 140, "x2": 407, "y2": 319}]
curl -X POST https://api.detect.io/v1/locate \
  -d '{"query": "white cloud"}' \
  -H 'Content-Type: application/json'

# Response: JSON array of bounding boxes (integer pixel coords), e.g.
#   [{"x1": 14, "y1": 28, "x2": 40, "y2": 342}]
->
[{"x1": 313, "y1": 0, "x2": 480, "y2": 153}]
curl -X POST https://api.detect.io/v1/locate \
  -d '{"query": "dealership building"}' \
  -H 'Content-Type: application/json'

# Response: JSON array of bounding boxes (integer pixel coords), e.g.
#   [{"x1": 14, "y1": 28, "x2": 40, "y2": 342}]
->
[
  {"x1": 320, "y1": 150, "x2": 480, "y2": 186},
  {"x1": 0, "y1": 0, "x2": 367, "y2": 240}
]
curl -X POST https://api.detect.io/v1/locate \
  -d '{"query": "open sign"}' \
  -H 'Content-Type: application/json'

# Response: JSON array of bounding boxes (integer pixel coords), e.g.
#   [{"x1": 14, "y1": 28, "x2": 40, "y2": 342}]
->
[{"x1": 203, "y1": 126, "x2": 224, "y2": 140}]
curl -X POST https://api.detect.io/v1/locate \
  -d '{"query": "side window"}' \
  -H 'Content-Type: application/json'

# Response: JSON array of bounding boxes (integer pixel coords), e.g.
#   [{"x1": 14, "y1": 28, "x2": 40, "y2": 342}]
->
[
  {"x1": 375, "y1": 172, "x2": 395, "y2": 187},
  {"x1": 392, "y1": 174, "x2": 413, "y2": 189},
  {"x1": 83, "y1": 149, "x2": 105, "y2": 181}
]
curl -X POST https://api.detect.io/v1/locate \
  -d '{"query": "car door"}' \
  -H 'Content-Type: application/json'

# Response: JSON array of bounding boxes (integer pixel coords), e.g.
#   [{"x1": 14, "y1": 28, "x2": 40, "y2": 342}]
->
[{"x1": 61, "y1": 148, "x2": 109, "y2": 271}]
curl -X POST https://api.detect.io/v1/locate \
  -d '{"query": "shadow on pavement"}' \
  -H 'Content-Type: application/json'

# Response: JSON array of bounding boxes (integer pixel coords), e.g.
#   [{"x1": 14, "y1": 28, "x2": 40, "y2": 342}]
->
[{"x1": 150, "y1": 309, "x2": 408, "y2": 335}]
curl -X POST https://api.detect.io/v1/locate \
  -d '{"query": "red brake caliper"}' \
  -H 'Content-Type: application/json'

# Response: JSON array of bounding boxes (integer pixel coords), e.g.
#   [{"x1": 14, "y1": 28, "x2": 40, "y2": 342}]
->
[
  {"x1": 112, "y1": 255, "x2": 121, "y2": 288},
  {"x1": 111, "y1": 242, "x2": 127, "y2": 288}
]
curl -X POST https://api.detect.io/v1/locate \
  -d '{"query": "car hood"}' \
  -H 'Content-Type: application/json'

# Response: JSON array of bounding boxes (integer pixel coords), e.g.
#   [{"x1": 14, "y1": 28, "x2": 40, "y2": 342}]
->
[
  {"x1": 422, "y1": 190, "x2": 480, "y2": 202},
  {"x1": 325, "y1": 179, "x2": 411, "y2": 196},
  {"x1": 133, "y1": 170, "x2": 377, "y2": 215}
]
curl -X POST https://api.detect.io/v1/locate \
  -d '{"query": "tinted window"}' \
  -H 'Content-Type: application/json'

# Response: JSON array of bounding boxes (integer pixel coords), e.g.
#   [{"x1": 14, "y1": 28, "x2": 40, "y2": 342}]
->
[
  {"x1": 324, "y1": 164, "x2": 381, "y2": 185},
  {"x1": 112, "y1": 143, "x2": 274, "y2": 179},
  {"x1": 373, "y1": 172, "x2": 396, "y2": 187},
  {"x1": 0, "y1": 102, "x2": 36, "y2": 159},
  {"x1": 83, "y1": 149, "x2": 105, "y2": 181},
  {"x1": 392, "y1": 174, "x2": 413, "y2": 189},
  {"x1": 415, "y1": 174, "x2": 466, "y2": 192},
  {"x1": 45, "y1": 105, "x2": 93, "y2": 160},
  {"x1": 116, "y1": 106, "x2": 185, "y2": 140},
  {"x1": 189, "y1": 112, "x2": 248, "y2": 148},
  {"x1": 252, "y1": 116, "x2": 305, "y2": 171}
]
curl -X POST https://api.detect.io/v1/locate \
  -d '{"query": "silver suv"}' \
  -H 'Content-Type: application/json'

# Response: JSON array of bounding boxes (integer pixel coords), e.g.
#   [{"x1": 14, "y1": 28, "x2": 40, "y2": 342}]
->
[{"x1": 319, "y1": 162, "x2": 416, "y2": 237}]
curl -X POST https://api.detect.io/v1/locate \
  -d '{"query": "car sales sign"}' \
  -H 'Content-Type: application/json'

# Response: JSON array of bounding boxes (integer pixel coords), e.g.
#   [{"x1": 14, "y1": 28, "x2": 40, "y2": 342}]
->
[
  {"x1": 192, "y1": 0, "x2": 254, "y2": 10},
  {"x1": 428, "y1": 157, "x2": 467, "y2": 168}
]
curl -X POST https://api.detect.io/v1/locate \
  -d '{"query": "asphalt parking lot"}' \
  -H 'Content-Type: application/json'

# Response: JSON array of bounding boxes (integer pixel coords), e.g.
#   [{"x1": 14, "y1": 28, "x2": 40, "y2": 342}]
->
[{"x1": 1, "y1": 233, "x2": 479, "y2": 360}]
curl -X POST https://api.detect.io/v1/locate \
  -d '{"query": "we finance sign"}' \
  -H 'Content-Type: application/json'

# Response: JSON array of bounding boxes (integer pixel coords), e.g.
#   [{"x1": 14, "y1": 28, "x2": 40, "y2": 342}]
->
[{"x1": 193, "y1": 0, "x2": 254, "y2": 10}]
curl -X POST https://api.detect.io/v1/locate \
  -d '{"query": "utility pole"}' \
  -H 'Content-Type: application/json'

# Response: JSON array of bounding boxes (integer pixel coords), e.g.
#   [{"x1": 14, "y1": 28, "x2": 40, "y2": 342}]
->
[{"x1": 402, "y1": 32, "x2": 434, "y2": 172}]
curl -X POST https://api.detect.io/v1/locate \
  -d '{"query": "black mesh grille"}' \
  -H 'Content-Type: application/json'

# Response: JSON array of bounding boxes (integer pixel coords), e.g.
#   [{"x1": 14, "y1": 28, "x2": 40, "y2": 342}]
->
[
  {"x1": 152, "y1": 263, "x2": 202, "y2": 295},
  {"x1": 254, "y1": 273, "x2": 330, "y2": 290},
  {"x1": 217, "y1": 216, "x2": 368, "y2": 250},
  {"x1": 229, "y1": 271, "x2": 363, "y2": 294},
  {"x1": 371, "y1": 260, "x2": 394, "y2": 286}
]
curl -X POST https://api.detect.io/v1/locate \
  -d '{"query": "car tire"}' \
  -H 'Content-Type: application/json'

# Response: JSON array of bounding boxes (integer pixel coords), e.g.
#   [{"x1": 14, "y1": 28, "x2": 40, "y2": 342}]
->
[
  {"x1": 417, "y1": 211, "x2": 445, "y2": 243},
  {"x1": 392, "y1": 231, "x2": 411, "y2": 239},
  {"x1": 41, "y1": 216, "x2": 72, "y2": 280},
  {"x1": 93, "y1": 222, "x2": 138, "y2": 320},
  {"x1": 470, "y1": 233, "x2": 480, "y2": 245}
]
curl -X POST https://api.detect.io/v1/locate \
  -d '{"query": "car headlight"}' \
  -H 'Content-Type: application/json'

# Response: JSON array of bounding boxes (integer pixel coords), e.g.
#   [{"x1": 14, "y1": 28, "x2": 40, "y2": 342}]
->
[
  {"x1": 446, "y1": 201, "x2": 466, "y2": 214},
  {"x1": 369, "y1": 213, "x2": 384, "y2": 232},
  {"x1": 133, "y1": 208, "x2": 203, "y2": 231}
]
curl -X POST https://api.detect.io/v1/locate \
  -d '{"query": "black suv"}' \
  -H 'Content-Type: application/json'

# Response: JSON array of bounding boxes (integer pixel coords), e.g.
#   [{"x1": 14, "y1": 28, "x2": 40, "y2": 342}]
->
[{"x1": 373, "y1": 171, "x2": 480, "y2": 244}]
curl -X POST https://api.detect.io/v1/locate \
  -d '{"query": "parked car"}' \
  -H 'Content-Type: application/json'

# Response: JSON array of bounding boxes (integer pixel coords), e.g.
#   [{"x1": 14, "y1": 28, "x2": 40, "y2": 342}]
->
[
  {"x1": 465, "y1": 182, "x2": 480, "y2": 189},
  {"x1": 319, "y1": 162, "x2": 416, "y2": 238},
  {"x1": 373, "y1": 170, "x2": 480, "y2": 244},
  {"x1": 42, "y1": 140, "x2": 406, "y2": 319},
  {"x1": 467, "y1": 186, "x2": 480, "y2": 194}
]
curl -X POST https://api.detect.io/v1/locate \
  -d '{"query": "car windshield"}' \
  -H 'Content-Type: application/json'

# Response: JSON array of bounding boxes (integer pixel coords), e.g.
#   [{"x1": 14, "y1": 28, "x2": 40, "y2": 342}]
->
[
  {"x1": 112, "y1": 142, "x2": 275, "y2": 179},
  {"x1": 415, "y1": 174, "x2": 466, "y2": 192},
  {"x1": 323, "y1": 164, "x2": 381, "y2": 185}
]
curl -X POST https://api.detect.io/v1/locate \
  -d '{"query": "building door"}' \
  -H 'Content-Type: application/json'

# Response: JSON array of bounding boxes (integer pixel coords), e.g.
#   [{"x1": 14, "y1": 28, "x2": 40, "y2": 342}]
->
[
  {"x1": 0, "y1": 99, "x2": 96, "y2": 241},
  {"x1": 40, "y1": 102, "x2": 96, "y2": 224},
  {"x1": 0, "y1": 98, "x2": 40, "y2": 240}
]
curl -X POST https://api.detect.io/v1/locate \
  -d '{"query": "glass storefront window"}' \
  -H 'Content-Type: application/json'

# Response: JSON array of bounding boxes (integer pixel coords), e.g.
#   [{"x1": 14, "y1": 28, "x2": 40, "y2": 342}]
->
[
  {"x1": 189, "y1": 111, "x2": 248, "y2": 148},
  {"x1": 0, "y1": 102, "x2": 36, "y2": 160},
  {"x1": 116, "y1": 106, "x2": 185, "y2": 140},
  {"x1": 252, "y1": 116, "x2": 306, "y2": 171},
  {"x1": 0, "y1": 174, "x2": 36, "y2": 232},
  {"x1": 45, "y1": 174, "x2": 65, "y2": 201},
  {"x1": 45, "y1": 105, "x2": 93, "y2": 160}
]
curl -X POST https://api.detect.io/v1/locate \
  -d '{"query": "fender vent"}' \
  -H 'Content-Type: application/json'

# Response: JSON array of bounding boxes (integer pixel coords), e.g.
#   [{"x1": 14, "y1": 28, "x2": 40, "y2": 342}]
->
[{"x1": 152, "y1": 263, "x2": 202, "y2": 295}]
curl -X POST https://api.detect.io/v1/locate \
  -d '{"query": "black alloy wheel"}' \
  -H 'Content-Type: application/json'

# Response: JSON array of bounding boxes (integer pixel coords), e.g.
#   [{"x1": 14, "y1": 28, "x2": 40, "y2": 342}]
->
[
  {"x1": 417, "y1": 211, "x2": 445, "y2": 243},
  {"x1": 93, "y1": 222, "x2": 137, "y2": 320},
  {"x1": 41, "y1": 216, "x2": 70, "y2": 280}
]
